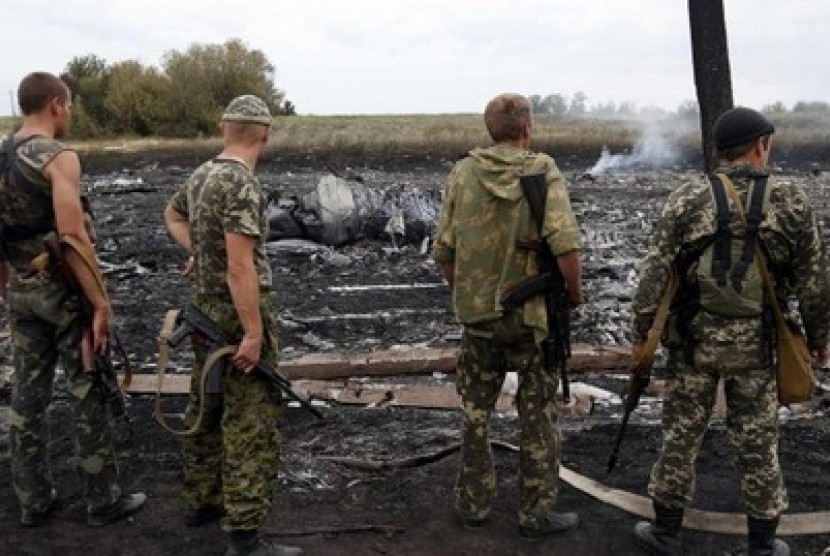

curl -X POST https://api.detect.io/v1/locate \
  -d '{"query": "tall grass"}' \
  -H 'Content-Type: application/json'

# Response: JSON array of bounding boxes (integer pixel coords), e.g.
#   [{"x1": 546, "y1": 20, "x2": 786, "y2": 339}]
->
[
  {"x1": 269, "y1": 114, "x2": 638, "y2": 160},
  {"x1": 4, "y1": 112, "x2": 829, "y2": 164}
]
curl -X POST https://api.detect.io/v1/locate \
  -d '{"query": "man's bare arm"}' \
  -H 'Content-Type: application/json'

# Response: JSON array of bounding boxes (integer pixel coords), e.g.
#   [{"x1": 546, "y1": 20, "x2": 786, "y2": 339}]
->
[
  {"x1": 556, "y1": 249, "x2": 583, "y2": 308},
  {"x1": 225, "y1": 232, "x2": 263, "y2": 373},
  {"x1": 45, "y1": 150, "x2": 110, "y2": 351},
  {"x1": 164, "y1": 205, "x2": 193, "y2": 253}
]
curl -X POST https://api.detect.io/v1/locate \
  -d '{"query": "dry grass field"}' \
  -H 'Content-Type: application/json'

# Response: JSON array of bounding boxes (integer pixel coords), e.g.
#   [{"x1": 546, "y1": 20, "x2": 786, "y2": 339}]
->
[{"x1": 2, "y1": 112, "x2": 828, "y2": 165}]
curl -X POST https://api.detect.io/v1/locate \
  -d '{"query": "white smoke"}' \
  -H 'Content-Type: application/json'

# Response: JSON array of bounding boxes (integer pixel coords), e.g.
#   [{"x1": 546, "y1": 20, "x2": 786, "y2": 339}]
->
[{"x1": 589, "y1": 120, "x2": 682, "y2": 176}]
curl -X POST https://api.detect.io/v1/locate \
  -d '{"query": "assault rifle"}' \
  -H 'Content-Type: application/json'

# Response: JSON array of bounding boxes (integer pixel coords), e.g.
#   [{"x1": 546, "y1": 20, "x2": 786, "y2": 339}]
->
[
  {"x1": 606, "y1": 369, "x2": 650, "y2": 473},
  {"x1": 81, "y1": 329, "x2": 133, "y2": 438},
  {"x1": 500, "y1": 173, "x2": 572, "y2": 400},
  {"x1": 607, "y1": 270, "x2": 678, "y2": 473},
  {"x1": 45, "y1": 237, "x2": 133, "y2": 438},
  {"x1": 167, "y1": 303, "x2": 323, "y2": 419}
]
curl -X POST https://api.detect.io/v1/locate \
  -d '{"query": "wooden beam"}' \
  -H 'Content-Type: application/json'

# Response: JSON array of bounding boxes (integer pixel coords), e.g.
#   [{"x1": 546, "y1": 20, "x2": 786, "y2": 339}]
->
[
  {"x1": 126, "y1": 343, "x2": 630, "y2": 395},
  {"x1": 278, "y1": 343, "x2": 629, "y2": 381}
]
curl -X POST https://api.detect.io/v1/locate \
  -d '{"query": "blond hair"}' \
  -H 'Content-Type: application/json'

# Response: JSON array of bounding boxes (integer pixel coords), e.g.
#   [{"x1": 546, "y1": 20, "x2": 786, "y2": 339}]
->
[{"x1": 484, "y1": 93, "x2": 531, "y2": 142}]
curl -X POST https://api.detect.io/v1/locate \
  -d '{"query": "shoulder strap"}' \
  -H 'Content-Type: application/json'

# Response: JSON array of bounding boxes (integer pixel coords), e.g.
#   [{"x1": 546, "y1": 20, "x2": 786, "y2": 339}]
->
[
  {"x1": 707, "y1": 174, "x2": 732, "y2": 287},
  {"x1": 518, "y1": 172, "x2": 547, "y2": 236},
  {"x1": 720, "y1": 177, "x2": 782, "y2": 321},
  {"x1": 728, "y1": 176, "x2": 768, "y2": 292}
]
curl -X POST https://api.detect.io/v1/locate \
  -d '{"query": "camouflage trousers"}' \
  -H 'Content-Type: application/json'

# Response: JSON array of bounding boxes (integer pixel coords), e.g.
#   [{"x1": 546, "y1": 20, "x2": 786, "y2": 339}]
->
[
  {"x1": 648, "y1": 362, "x2": 788, "y2": 519},
  {"x1": 181, "y1": 294, "x2": 283, "y2": 532},
  {"x1": 7, "y1": 273, "x2": 121, "y2": 513},
  {"x1": 455, "y1": 312, "x2": 560, "y2": 529}
]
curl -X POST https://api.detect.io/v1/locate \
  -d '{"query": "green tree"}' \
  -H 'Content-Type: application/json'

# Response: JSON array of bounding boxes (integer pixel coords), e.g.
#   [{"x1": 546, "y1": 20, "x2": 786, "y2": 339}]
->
[
  {"x1": 568, "y1": 91, "x2": 587, "y2": 118},
  {"x1": 163, "y1": 38, "x2": 284, "y2": 134},
  {"x1": 61, "y1": 54, "x2": 111, "y2": 128},
  {"x1": 528, "y1": 94, "x2": 544, "y2": 114},
  {"x1": 792, "y1": 101, "x2": 830, "y2": 114},
  {"x1": 282, "y1": 99, "x2": 297, "y2": 116},
  {"x1": 676, "y1": 100, "x2": 699, "y2": 120},
  {"x1": 762, "y1": 101, "x2": 788, "y2": 115},
  {"x1": 541, "y1": 94, "x2": 567, "y2": 117},
  {"x1": 104, "y1": 61, "x2": 172, "y2": 135}
]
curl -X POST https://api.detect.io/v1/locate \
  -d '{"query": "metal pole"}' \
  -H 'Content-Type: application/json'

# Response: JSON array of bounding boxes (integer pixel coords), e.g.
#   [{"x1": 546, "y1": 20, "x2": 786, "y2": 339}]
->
[{"x1": 688, "y1": 0, "x2": 734, "y2": 173}]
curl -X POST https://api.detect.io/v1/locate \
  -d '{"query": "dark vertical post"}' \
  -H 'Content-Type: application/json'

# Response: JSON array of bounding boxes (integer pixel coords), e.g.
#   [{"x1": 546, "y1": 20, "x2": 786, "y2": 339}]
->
[{"x1": 688, "y1": 0, "x2": 734, "y2": 172}]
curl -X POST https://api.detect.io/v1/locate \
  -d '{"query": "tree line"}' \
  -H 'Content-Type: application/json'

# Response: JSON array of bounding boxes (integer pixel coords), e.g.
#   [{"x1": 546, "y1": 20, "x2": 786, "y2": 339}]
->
[
  {"x1": 56, "y1": 38, "x2": 294, "y2": 138},
  {"x1": 530, "y1": 93, "x2": 830, "y2": 120}
]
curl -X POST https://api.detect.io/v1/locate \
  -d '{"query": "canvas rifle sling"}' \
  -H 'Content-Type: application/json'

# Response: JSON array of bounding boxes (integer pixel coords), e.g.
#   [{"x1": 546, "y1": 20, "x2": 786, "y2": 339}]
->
[{"x1": 154, "y1": 309, "x2": 238, "y2": 436}]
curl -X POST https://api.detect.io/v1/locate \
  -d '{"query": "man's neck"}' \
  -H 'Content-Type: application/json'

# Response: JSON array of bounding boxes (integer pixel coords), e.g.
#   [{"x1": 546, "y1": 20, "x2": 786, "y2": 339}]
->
[
  {"x1": 496, "y1": 139, "x2": 528, "y2": 150},
  {"x1": 16, "y1": 115, "x2": 56, "y2": 139},
  {"x1": 217, "y1": 146, "x2": 258, "y2": 172}
]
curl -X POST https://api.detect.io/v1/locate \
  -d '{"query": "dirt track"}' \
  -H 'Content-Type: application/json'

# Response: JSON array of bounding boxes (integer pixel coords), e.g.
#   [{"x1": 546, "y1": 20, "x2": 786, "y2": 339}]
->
[{"x1": 1, "y1": 151, "x2": 830, "y2": 556}]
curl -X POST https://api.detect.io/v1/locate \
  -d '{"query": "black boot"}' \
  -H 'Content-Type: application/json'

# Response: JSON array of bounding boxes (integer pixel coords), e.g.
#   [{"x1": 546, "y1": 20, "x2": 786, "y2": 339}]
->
[
  {"x1": 747, "y1": 516, "x2": 790, "y2": 556},
  {"x1": 633, "y1": 502, "x2": 683, "y2": 555},
  {"x1": 86, "y1": 492, "x2": 147, "y2": 527}
]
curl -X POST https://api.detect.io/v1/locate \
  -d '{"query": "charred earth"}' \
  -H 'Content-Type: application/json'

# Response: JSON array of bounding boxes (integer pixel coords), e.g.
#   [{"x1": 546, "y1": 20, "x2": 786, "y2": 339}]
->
[{"x1": 1, "y1": 149, "x2": 829, "y2": 556}]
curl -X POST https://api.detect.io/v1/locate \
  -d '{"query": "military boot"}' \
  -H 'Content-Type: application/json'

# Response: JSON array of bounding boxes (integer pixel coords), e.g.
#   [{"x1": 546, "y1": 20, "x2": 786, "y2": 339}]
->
[
  {"x1": 633, "y1": 502, "x2": 683, "y2": 555},
  {"x1": 20, "y1": 488, "x2": 58, "y2": 527},
  {"x1": 224, "y1": 530, "x2": 303, "y2": 556},
  {"x1": 184, "y1": 504, "x2": 224, "y2": 527},
  {"x1": 747, "y1": 516, "x2": 791, "y2": 556},
  {"x1": 518, "y1": 511, "x2": 580, "y2": 541},
  {"x1": 86, "y1": 492, "x2": 147, "y2": 526}
]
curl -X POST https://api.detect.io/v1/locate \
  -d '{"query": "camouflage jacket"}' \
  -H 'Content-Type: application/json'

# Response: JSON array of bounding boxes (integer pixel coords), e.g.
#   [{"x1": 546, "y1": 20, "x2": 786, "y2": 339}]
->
[
  {"x1": 168, "y1": 158, "x2": 273, "y2": 301},
  {"x1": 632, "y1": 163, "x2": 830, "y2": 371},
  {"x1": 0, "y1": 135, "x2": 68, "y2": 271},
  {"x1": 432, "y1": 144, "x2": 581, "y2": 339}
]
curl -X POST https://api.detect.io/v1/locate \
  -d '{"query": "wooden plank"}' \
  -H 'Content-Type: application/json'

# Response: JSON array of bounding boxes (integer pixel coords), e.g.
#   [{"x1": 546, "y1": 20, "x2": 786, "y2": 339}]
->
[
  {"x1": 127, "y1": 374, "x2": 190, "y2": 394},
  {"x1": 278, "y1": 343, "x2": 630, "y2": 380},
  {"x1": 128, "y1": 374, "x2": 593, "y2": 416},
  {"x1": 126, "y1": 343, "x2": 631, "y2": 395}
]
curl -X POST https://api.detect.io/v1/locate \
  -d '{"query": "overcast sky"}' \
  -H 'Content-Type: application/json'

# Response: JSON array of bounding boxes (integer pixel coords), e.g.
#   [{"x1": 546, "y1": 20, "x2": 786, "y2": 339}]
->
[{"x1": 2, "y1": 0, "x2": 828, "y2": 116}]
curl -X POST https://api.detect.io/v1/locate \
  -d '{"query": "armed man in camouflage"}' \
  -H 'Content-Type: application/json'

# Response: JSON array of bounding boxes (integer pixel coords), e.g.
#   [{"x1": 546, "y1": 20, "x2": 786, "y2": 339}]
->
[
  {"x1": 631, "y1": 107, "x2": 830, "y2": 556},
  {"x1": 164, "y1": 95, "x2": 301, "y2": 556},
  {"x1": 432, "y1": 93, "x2": 583, "y2": 541},
  {"x1": 0, "y1": 72, "x2": 146, "y2": 527}
]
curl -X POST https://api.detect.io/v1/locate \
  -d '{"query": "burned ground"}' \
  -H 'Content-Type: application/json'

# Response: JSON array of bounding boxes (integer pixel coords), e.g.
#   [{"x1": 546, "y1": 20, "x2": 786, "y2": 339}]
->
[{"x1": 1, "y1": 151, "x2": 830, "y2": 556}]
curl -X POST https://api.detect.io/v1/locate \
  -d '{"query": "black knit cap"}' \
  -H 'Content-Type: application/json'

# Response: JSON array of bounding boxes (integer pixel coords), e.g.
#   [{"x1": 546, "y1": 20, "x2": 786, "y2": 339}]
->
[{"x1": 714, "y1": 106, "x2": 775, "y2": 149}]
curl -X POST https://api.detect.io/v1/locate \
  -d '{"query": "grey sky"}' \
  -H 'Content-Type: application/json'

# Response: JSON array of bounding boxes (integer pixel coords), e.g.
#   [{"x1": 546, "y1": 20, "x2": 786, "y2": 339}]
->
[{"x1": 3, "y1": 0, "x2": 828, "y2": 116}]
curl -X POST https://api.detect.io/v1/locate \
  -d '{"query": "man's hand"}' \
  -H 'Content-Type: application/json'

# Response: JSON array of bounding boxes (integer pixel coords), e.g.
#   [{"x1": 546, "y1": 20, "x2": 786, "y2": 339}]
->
[
  {"x1": 232, "y1": 334, "x2": 262, "y2": 374},
  {"x1": 182, "y1": 256, "x2": 196, "y2": 280},
  {"x1": 91, "y1": 306, "x2": 110, "y2": 354}
]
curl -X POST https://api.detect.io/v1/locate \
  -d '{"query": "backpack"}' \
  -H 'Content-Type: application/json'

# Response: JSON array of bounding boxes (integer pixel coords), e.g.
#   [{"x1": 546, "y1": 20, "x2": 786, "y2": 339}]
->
[{"x1": 691, "y1": 173, "x2": 770, "y2": 318}]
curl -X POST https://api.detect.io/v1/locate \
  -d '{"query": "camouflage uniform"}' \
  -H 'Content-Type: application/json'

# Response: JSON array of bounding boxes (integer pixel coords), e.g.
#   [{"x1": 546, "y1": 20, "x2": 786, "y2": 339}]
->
[
  {"x1": 167, "y1": 155, "x2": 282, "y2": 533},
  {"x1": 1, "y1": 136, "x2": 123, "y2": 514},
  {"x1": 631, "y1": 163, "x2": 830, "y2": 519},
  {"x1": 432, "y1": 145, "x2": 582, "y2": 529}
]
